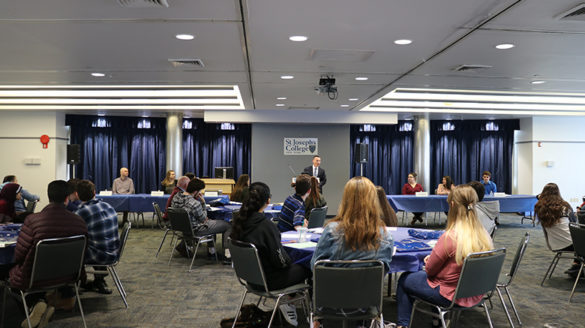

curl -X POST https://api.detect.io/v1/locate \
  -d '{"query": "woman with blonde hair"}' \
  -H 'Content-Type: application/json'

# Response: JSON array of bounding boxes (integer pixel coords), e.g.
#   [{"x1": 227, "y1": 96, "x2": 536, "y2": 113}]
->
[
  {"x1": 311, "y1": 176, "x2": 393, "y2": 271},
  {"x1": 304, "y1": 176, "x2": 327, "y2": 221},
  {"x1": 376, "y1": 186, "x2": 398, "y2": 227},
  {"x1": 395, "y1": 185, "x2": 493, "y2": 328},
  {"x1": 230, "y1": 174, "x2": 250, "y2": 202},
  {"x1": 160, "y1": 170, "x2": 177, "y2": 194}
]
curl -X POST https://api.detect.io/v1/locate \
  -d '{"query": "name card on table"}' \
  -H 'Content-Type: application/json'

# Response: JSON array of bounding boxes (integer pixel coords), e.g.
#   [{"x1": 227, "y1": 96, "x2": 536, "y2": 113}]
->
[
  {"x1": 99, "y1": 191, "x2": 112, "y2": 196},
  {"x1": 150, "y1": 191, "x2": 164, "y2": 196},
  {"x1": 494, "y1": 192, "x2": 507, "y2": 197},
  {"x1": 205, "y1": 191, "x2": 218, "y2": 197},
  {"x1": 415, "y1": 192, "x2": 428, "y2": 197}
]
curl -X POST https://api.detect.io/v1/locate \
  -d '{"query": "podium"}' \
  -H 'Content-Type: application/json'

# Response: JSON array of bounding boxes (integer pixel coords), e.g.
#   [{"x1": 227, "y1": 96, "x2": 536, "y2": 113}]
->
[{"x1": 201, "y1": 178, "x2": 235, "y2": 195}]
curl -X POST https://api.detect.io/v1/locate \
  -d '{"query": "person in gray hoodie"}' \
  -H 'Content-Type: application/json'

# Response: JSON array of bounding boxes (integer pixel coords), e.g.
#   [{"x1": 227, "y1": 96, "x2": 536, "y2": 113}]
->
[{"x1": 468, "y1": 181, "x2": 499, "y2": 237}]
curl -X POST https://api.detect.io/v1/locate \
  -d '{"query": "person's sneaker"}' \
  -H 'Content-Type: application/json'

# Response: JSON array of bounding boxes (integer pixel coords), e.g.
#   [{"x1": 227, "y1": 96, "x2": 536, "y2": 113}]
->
[
  {"x1": 37, "y1": 306, "x2": 55, "y2": 328},
  {"x1": 278, "y1": 303, "x2": 298, "y2": 326},
  {"x1": 21, "y1": 301, "x2": 47, "y2": 328},
  {"x1": 565, "y1": 263, "x2": 581, "y2": 274}
]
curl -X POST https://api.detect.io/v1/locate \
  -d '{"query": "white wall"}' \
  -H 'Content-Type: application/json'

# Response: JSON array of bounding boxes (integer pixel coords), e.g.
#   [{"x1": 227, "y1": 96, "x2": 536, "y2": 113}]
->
[
  {"x1": 0, "y1": 111, "x2": 68, "y2": 209},
  {"x1": 516, "y1": 116, "x2": 585, "y2": 208}
]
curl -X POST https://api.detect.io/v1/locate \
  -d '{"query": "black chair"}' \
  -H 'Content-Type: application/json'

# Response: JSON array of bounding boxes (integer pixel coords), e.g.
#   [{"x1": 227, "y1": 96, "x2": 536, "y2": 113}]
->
[
  {"x1": 228, "y1": 238, "x2": 310, "y2": 328},
  {"x1": 569, "y1": 223, "x2": 585, "y2": 302},
  {"x1": 166, "y1": 207, "x2": 218, "y2": 271},
  {"x1": 540, "y1": 228, "x2": 578, "y2": 286},
  {"x1": 154, "y1": 202, "x2": 172, "y2": 258},
  {"x1": 492, "y1": 232, "x2": 529, "y2": 327},
  {"x1": 1, "y1": 235, "x2": 88, "y2": 328},
  {"x1": 86, "y1": 222, "x2": 131, "y2": 308},
  {"x1": 409, "y1": 248, "x2": 506, "y2": 328},
  {"x1": 312, "y1": 259, "x2": 385, "y2": 327},
  {"x1": 308, "y1": 206, "x2": 328, "y2": 229},
  {"x1": 25, "y1": 200, "x2": 38, "y2": 213}
]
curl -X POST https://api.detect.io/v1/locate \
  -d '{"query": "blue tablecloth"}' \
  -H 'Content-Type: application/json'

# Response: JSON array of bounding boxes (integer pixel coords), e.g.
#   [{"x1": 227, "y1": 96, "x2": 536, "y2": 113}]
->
[
  {"x1": 386, "y1": 194, "x2": 537, "y2": 213},
  {"x1": 96, "y1": 194, "x2": 230, "y2": 212},
  {"x1": 283, "y1": 227, "x2": 433, "y2": 274},
  {"x1": 0, "y1": 224, "x2": 21, "y2": 265},
  {"x1": 208, "y1": 204, "x2": 281, "y2": 222}
]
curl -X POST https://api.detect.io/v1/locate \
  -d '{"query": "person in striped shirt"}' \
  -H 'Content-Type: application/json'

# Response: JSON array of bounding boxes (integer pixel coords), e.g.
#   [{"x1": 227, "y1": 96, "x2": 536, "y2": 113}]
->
[{"x1": 277, "y1": 174, "x2": 311, "y2": 232}]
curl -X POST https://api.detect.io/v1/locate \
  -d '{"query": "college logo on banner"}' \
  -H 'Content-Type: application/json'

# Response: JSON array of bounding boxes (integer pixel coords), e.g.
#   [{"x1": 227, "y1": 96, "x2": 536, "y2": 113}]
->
[{"x1": 284, "y1": 138, "x2": 318, "y2": 155}]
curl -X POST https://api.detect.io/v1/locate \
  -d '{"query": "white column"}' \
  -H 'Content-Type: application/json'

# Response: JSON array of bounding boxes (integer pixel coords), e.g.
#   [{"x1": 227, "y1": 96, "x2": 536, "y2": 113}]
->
[
  {"x1": 414, "y1": 115, "x2": 431, "y2": 192},
  {"x1": 165, "y1": 113, "x2": 183, "y2": 176}
]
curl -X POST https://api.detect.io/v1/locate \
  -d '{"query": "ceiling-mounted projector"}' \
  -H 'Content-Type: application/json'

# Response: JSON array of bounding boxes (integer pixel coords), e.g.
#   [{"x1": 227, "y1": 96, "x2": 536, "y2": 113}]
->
[{"x1": 315, "y1": 76, "x2": 338, "y2": 100}]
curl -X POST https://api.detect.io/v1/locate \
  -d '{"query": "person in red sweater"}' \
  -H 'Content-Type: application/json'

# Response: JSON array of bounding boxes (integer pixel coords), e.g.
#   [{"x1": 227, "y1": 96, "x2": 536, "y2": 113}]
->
[
  {"x1": 401, "y1": 172, "x2": 424, "y2": 225},
  {"x1": 394, "y1": 185, "x2": 493, "y2": 328},
  {"x1": 162, "y1": 175, "x2": 191, "y2": 222}
]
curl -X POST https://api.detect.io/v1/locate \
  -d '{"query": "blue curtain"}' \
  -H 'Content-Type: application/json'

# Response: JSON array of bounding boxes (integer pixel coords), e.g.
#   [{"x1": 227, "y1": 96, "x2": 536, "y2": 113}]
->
[
  {"x1": 182, "y1": 119, "x2": 251, "y2": 179},
  {"x1": 350, "y1": 122, "x2": 415, "y2": 195},
  {"x1": 430, "y1": 120, "x2": 519, "y2": 194},
  {"x1": 66, "y1": 115, "x2": 166, "y2": 193}
]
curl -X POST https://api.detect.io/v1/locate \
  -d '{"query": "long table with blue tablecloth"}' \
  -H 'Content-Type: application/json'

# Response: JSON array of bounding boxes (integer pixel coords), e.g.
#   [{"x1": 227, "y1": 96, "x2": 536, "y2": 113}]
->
[
  {"x1": 386, "y1": 194, "x2": 537, "y2": 214},
  {"x1": 282, "y1": 227, "x2": 433, "y2": 274},
  {"x1": 95, "y1": 194, "x2": 230, "y2": 212}
]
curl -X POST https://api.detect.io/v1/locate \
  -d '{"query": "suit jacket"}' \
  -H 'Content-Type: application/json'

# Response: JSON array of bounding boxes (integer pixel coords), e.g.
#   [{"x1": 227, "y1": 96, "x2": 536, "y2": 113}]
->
[{"x1": 302, "y1": 165, "x2": 327, "y2": 190}]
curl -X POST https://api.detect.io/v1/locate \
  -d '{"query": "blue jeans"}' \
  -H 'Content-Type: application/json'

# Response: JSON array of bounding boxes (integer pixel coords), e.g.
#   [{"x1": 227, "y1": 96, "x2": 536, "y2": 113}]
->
[{"x1": 396, "y1": 271, "x2": 451, "y2": 326}]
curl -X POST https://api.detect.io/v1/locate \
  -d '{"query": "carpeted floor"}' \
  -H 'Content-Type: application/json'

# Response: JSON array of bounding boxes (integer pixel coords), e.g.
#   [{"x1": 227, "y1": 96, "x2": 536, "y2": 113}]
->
[{"x1": 3, "y1": 213, "x2": 584, "y2": 327}]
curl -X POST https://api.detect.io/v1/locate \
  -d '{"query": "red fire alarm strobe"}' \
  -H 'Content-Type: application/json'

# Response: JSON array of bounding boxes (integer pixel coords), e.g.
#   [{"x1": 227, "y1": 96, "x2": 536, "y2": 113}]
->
[{"x1": 40, "y1": 135, "x2": 50, "y2": 149}]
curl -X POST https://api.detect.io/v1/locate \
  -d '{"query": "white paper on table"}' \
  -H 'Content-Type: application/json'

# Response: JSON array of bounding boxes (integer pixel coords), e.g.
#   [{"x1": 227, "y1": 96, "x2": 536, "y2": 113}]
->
[
  {"x1": 208, "y1": 207, "x2": 222, "y2": 212},
  {"x1": 285, "y1": 242, "x2": 317, "y2": 249},
  {"x1": 282, "y1": 231, "x2": 300, "y2": 239},
  {"x1": 308, "y1": 227, "x2": 324, "y2": 234},
  {"x1": 426, "y1": 240, "x2": 438, "y2": 248},
  {"x1": 385, "y1": 227, "x2": 398, "y2": 232}
]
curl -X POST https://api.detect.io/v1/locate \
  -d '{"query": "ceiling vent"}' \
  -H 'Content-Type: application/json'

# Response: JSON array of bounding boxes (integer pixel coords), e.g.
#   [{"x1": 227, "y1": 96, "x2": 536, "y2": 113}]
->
[
  {"x1": 117, "y1": 0, "x2": 169, "y2": 8},
  {"x1": 288, "y1": 106, "x2": 320, "y2": 110},
  {"x1": 168, "y1": 59, "x2": 205, "y2": 68},
  {"x1": 556, "y1": 3, "x2": 585, "y2": 21},
  {"x1": 452, "y1": 64, "x2": 492, "y2": 72}
]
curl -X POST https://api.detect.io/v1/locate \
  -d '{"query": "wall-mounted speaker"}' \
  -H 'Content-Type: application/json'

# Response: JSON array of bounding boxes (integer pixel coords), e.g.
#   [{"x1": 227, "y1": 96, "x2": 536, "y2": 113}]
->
[
  {"x1": 354, "y1": 143, "x2": 369, "y2": 163},
  {"x1": 67, "y1": 144, "x2": 81, "y2": 165}
]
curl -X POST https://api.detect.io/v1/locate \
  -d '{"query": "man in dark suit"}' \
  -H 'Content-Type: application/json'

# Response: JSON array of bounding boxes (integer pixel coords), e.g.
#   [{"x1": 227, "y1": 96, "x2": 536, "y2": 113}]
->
[{"x1": 302, "y1": 155, "x2": 327, "y2": 191}]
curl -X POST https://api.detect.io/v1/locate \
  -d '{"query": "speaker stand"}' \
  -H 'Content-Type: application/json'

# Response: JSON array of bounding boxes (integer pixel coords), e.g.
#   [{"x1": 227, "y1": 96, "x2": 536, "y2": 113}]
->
[{"x1": 360, "y1": 163, "x2": 364, "y2": 176}]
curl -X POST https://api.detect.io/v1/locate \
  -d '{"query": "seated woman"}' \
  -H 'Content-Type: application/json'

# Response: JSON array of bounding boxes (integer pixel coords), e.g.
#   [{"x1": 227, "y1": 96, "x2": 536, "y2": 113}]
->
[
  {"x1": 311, "y1": 176, "x2": 394, "y2": 271},
  {"x1": 230, "y1": 174, "x2": 250, "y2": 202},
  {"x1": 231, "y1": 182, "x2": 311, "y2": 326},
  {"x1": 395, "y1": 185, "x2": 493, "y2": 328},
  {"x1": 436, "y1": 176, "x2": 454, "y2": 195},
  {"x1": 535, "y1": 183, "x2": 580, "y2": 277},
  {"x1": 304, "y1": 176, "x2": 327, "y2": 221},
  {"x1": 161, "y1": 170, "x2": 177, "y2": 194},
  {"x1": 401, "y1": 172, "x2": 424, "y2": 225},
  {"x1": 0, "y1": 183, "x2": 22, "y2": 223},
  {"x1": 376, "y1": 186, "x2": 397, "y2": 227}
]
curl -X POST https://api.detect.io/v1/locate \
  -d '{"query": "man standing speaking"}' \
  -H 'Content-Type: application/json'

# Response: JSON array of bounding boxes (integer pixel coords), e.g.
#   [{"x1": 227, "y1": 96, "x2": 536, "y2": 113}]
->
[{"x1": 302, "y1": 155, "x2": 326, "y2": 191}]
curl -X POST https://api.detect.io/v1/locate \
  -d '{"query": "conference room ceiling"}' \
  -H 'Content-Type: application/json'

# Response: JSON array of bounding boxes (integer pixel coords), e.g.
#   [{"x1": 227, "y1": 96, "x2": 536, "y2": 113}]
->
[{"x1": 1, "y1": 0, "x2": 585, "y2": 119}]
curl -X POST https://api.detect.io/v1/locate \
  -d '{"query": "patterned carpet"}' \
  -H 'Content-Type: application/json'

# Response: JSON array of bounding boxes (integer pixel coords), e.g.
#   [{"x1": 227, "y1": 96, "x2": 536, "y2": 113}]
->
[{"x1": 2, "y1": 213, "x2": 584, "y2": 327}]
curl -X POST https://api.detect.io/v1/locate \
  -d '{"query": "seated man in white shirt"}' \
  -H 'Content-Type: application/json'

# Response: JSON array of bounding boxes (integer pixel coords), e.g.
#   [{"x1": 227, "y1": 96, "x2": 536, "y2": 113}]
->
[{"x1": 112, "y1": 167, "x2": 135, "y2": 194}]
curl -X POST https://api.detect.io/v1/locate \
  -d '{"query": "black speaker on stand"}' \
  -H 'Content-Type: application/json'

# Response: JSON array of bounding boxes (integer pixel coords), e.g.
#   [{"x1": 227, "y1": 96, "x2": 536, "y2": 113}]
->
[
  {"x1": 354, "y1": 143, "x2": 369, "y2": 176},
  {"x1": 67, "y1": 144, "x2": 81, "y2": 178}
]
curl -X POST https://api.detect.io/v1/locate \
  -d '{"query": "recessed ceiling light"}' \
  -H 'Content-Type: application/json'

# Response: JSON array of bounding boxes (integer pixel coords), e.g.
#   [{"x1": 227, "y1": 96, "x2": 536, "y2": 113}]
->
[
  {"x1": 277, "y1": 97, "x2": 287, "y2": 100},
  {"x1": 355, "y1": 76, "x2": 368, "y2": 81},
  {"x1": 91, "y1": 73, "x2": 105, "y2": 77},
  {"x1": 348, "y1": 98, "x2": 359, "y2": 101},
  {"x1": 531, "y1": 80, "x2": 546, "y2": 85},
  {"x1": 289, "y1": 35, "x2": 308, "y2": 42},
  {"x1": 280, "y1": 75, "x2": 294, "y2": 80},
  {"x1": 394, "y1": 39, "x2": 412, "y2": 45},
  {"x1": 276, "y1": 103, "x2": 285, "y2": 107},
  {"x1": 340, "y1": 104, "x2": 350, "y2": 108},
  {"x1": 495, "y1": 43, "x2": 515, "y2": 50},
  {"x1": 175, "y1": 34, "x2": 195, "y2": 40}
]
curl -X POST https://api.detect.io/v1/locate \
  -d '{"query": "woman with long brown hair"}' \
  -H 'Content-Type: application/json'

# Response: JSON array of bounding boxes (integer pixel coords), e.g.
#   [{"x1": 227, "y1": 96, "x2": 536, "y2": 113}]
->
[
  {"x1": 534, "y1": 183, "x2": 579, "y2": 276},
  {"x1": 395, "y1": 185, "x2": 493, "y2": 328},
  {"x1": 310, "y1": 177, "x2": 393, "y2": 270},
  {"x1": 304, "y1": 176, "x2": 327, "y2": 220},
  {"x1": 230, "y1": 174, "x2": 250, "y2": 202},
  {"x1": 376, "y1": 186, "x2": 398, "y2": 227},
  {"x1": 160, "y1": 170, "x2": 177, "y2": 194}
]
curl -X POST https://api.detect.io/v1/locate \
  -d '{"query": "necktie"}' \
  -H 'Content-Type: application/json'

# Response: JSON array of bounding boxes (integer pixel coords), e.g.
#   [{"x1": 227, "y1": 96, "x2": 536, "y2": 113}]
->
[{"x1": 314, "y1": 167, "x2": 317, "y2": 176}]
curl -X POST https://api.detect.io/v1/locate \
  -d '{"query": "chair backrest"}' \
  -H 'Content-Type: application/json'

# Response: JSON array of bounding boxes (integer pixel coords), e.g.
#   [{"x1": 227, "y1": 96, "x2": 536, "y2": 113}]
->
[
  {"x1": 313, "y1": 259, "x2": 384, "y2": 312},
  {"x1": 569, "y1": 223, "x2": 585, "y2": 260},
  {"x1": 167, "y1": 207, "x2": 194, "y2": 237},
  {"x1": 577, "y1": 210, "x2": 585, "y2": 225},
  {"x1": 308, "y1": 206, "x2": 328, "y2": 229},
  {"x1": 228, "y1": 238, "x2": 269, "y2": 291},
  {"x1": 152, "y1": 202, "x2": 163, "y2": 221},
  {"x1": 26, "y1": 200, "x2": 38, "y2": 213},
  {"x1": 452, "y1": 248, "x2": 506, "y2": 301},
  {"x1": 29, "y1": 235, "x2": 87, "y2": 289},
  {"x1": 116, "y1": 222, "x2": 131, "y2": 263},
  {"x1": 505, "y1": 232, "x2": 530, "y2": 285}
]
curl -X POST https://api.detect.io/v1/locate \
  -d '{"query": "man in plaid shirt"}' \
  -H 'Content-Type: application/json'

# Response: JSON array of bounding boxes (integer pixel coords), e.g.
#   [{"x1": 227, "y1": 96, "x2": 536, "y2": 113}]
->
[{"x1": 76, "y1": 180, "x2": 120, "y2": 294}]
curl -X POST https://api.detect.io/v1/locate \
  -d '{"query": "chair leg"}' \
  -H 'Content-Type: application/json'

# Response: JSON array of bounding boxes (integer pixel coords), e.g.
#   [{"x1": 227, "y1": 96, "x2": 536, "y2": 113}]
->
[
  {"x1": 168, "y1": 235, "x2": 178, "y2": 265},
  {"x1": 155, "y1": 230, "x2": 170, "y2": 258},
  {"x1": 108, "y1": 266, "x2": 128, "y2": 308},
  {"x1": 541, "y1": 253, "x2": 560, "y2": 286},
  {"x1": 189, "y1": 239, "x2": 201, "y2": 272},
  {"x1": 268, "y1": 295, "x2": 284, "y2": 328},
  {"x1": 231, "y1": 291, "x2": 248, "y2": 328},
  {"x1": 496, "y1": 287, "x2": 514, "y2": 328},
  {"x1": 1, "y1": 284, "x2": 7, "y2": 328},
  {"x1": 74, "y1": 284, "x2": 88, "y2": 328},
  {"x1": 503, "y1": 286, "x2": 522, "y2": 326},
  {"x1": 569, "y1": 263, "x2": 584, "y2": 303},
  {"x1": 484, "y1": 302, "x2": 495, "y2": 328},
  {"x1": 439, "y1": 310, "x2": 448, "y2": 328},
  {"x1": 19, "y1": 291, "x2": 32, "y2": 328}
]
